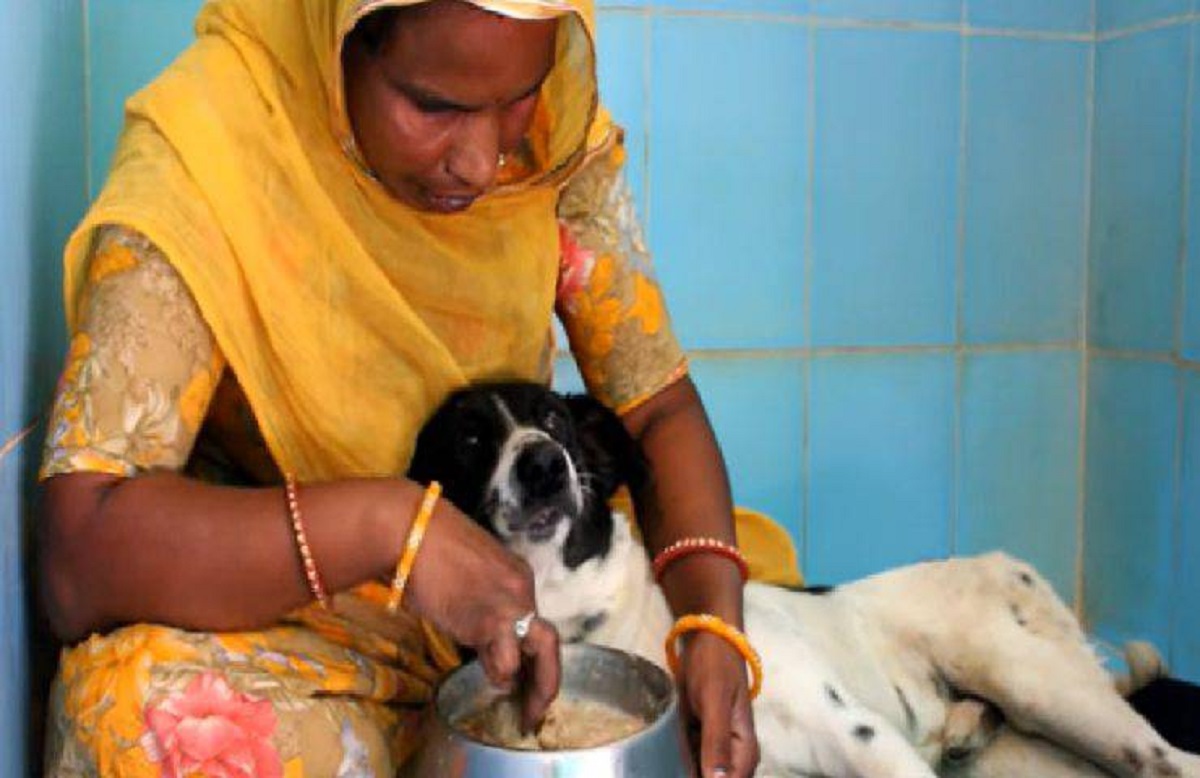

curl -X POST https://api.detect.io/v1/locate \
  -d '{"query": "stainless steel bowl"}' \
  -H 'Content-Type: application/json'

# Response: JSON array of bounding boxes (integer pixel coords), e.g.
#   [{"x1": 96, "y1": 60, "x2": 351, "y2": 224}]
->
[{"x1": 407, "y1": 643, "x2": 695, "y2": 777}]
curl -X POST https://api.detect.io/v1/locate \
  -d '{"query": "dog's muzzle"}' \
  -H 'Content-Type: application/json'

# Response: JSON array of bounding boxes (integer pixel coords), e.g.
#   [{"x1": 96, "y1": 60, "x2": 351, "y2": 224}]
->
[{"x1": 495, "y1": 438, "x2": 580, "y2": 542}]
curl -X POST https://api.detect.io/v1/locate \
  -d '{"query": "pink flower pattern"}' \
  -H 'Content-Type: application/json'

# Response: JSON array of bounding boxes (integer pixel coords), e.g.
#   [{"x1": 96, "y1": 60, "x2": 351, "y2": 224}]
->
[
  {"x1": 143, "y1": 671, "x2": 282, "y2": 778},
  {"x1": 557, "y1": 222, "x2": 596, "y2": 310}
]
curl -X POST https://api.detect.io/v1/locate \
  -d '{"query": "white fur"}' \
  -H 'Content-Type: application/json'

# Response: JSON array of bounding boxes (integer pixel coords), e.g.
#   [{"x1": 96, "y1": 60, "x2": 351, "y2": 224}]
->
[
  {"x1": 548, "y1": 532, "x2": 1200, "y2": 778},
  {"x1": 466, "y1": 390, "x2": 1200, "y2": 778}
]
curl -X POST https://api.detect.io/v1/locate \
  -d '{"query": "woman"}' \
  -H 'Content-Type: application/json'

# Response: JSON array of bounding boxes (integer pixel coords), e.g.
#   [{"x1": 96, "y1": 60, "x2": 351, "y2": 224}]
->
[{"x1": 38, "y1": 0, "x2": 780, "y2": 775}]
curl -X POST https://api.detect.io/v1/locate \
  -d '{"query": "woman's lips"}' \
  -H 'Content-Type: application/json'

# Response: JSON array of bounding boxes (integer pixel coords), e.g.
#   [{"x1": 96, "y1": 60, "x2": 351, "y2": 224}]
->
[{"x1": 423, "y1": 192, "x2": 478, "y2": 213}]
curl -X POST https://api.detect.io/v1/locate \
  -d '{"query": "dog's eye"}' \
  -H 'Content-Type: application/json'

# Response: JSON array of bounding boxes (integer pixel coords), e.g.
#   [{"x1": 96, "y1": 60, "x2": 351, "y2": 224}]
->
[
  {"x1": 543, "y1": 408, "x2": 566, "y2": 435},
  {"x1": 462, "y1": 433, "x2": 480, "y2": 449}
]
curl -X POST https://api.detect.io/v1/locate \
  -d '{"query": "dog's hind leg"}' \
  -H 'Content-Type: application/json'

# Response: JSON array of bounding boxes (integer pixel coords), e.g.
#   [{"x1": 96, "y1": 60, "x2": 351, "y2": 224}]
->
[
  {"x1": 943, "y1": 726, "x2": 1114, "y2": 778},
  {"x1": 914, "y1": 556, "x2": 1197, "y2": 778}
]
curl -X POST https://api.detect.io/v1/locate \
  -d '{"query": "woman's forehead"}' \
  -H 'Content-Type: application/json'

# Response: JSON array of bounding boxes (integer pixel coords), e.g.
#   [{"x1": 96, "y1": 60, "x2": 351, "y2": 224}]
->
[{"x1": 376, "y1": 2, "x2": 558, "y2": 104}]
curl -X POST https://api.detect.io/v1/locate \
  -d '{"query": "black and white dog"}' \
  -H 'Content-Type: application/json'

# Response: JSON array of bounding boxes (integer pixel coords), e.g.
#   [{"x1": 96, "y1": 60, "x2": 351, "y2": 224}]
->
[{"x1": 408, "y1": 381, "x2": 1200, "y2": 778}]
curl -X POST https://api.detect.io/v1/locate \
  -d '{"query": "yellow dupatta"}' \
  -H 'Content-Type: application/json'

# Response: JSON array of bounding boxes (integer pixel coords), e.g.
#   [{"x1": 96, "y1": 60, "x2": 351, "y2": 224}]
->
[{"x1": 64, "y1": 0, "x2": 613, "y2": 482}]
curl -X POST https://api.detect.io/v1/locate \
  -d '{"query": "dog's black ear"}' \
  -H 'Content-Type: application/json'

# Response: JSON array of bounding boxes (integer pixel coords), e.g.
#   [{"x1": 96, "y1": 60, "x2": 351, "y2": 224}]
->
[{"x1": 564, "y1": 393, "x2": 648, "y2": 495}]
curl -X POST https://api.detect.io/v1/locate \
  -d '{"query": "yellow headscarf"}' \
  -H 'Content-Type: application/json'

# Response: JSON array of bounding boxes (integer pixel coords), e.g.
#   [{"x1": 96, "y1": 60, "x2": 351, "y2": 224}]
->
[{"x1": 64, "y1": 0, "x2": 613, "y2": 481}]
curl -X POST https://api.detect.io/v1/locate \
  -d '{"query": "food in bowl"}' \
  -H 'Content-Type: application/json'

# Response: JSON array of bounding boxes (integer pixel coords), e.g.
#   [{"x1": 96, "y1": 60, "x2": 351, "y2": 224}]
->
[{"x1": 454, "y1": 694, "x2": 648, "y2": 750}]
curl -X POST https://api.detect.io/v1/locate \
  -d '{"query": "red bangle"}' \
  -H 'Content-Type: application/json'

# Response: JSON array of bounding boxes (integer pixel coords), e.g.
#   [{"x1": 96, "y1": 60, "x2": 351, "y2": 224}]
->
[
  {"x1": 283, "y1": 474, "x2": 330, "y2": 609},
  {"x1": 651, "y1": 537, "x2": 750, "y2": 584}
]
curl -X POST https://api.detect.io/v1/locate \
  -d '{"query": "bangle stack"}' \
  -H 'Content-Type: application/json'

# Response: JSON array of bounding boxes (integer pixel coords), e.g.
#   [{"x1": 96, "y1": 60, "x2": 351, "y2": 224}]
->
[
  {"x1": 665, "y1": 613, "x2": 763, "y2": 700},
  {"x1": 651, "y1": 536, "x2": 750, "y2": 584},
  {"x1": 386, "y1": 481, "x2": 443, "y2": 614},
  {"x1": 283, "y1": 473, "x2": 330, "y2": 609}
]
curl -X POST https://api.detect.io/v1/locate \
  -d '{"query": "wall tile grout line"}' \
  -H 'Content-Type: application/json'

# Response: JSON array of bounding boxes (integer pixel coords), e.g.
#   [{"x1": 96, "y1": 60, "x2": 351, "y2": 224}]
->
[
  {"x1": 560, "y1": 343, "x2": 1103, "y2": 363},
  {"x1": 800, "y1": 21, "x2": 817, "y2": 571},
  {"x1": 1177, "y1": 24, "x2": 1197, "y2": 362},
  {"x1": 1075, "y1": 12, "x2": 1098, "y2": 617},
  {"x1": 621, "y1": 8, "x2": 1098, "y2": 42},
  {"x1": 82, "y1": 0, "x2": 92, "y2": 201},
  {"x1": 1096, "y1": 12, "x2": 1199, "y2": 43},
  {"x1": 950, "y1": 1, "x2": 969, "y2": 557},
  {"x1": 552, "y1": 342, "x2": 1086, "y2": 361},
  {"x1": 640, "y1": 7, "x2": 652, "y2": 236},
  {"x1": 1170, "y1": 367, "x2": 1186, "y2": 668},
  {"x1": 1092, "y1": 347, "x2": 1195, "y2": 365},
  {"x1": 1169, "y1": 28, "x2": 1197, "y2": 664}
]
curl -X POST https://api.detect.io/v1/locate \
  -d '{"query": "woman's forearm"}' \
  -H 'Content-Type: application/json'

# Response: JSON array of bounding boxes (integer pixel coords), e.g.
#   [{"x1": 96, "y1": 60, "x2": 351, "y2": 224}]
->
[
  {"x1": 623, "y1": 376, "x2": 745, "y2": 628},
  {"x1": 38, "y1": 471, "x2": 424, "y2": 642}
]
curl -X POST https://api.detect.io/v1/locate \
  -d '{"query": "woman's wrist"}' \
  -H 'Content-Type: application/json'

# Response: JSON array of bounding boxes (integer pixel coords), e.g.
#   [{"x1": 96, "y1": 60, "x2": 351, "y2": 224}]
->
[
  {"x1": 362, "y1": 477, "x2": 433, "y2": 581},
  {"x1": 658, "y1": 553, "x2": 745, "y2": 629}
]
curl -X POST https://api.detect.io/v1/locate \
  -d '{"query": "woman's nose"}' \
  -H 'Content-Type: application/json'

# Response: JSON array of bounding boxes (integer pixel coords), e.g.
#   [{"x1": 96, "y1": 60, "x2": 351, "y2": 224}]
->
[{"x1": 447, "y1": 112, "x2": 500, "y2": 190}]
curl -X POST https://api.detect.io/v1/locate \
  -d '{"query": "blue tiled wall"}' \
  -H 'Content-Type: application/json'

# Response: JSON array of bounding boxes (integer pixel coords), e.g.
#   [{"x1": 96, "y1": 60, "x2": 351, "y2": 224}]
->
[
  {"x1": 75, "y1": 0, "x2": 1200, "y2": 665},
  {"x1": 6, "y1": 3, "x2": 1200, "y2": 771},
  {"x1": 0, "y1": 0, "x2": 86, "y2": 774},
  {"x1": 1085, "y1": 7, "x2": 1200, "y2": 670}
]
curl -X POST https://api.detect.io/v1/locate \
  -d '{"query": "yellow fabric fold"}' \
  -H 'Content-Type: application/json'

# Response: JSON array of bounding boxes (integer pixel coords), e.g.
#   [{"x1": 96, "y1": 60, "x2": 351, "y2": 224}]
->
[{"x1": 63, "y1": 0, "x2": 610, "y2": 481}]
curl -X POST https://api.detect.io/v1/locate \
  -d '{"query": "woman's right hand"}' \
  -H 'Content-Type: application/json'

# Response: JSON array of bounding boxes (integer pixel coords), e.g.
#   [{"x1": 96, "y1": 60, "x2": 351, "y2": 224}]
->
[{"x1": 404, "y1": 501, "x2": 560, "y2": 731}]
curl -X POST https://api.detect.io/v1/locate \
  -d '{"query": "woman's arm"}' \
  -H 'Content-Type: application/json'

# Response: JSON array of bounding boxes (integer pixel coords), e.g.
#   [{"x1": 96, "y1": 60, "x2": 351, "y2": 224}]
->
[
  {"x1": 39, "y1": 471, "x2": 418, "y2": 641},
  {"x1": 622, "y1": 375, "x2": 759, "y2": 778},
  {"x1": 621, "y1": 376, "x2": 743, "y2": 628}
]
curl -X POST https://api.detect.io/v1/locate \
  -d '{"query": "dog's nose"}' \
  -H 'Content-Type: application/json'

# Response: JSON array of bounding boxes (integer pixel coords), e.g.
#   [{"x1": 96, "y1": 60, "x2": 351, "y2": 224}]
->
[{"x1": 515, "y1": 441, "x2": 567, "y2": 499}]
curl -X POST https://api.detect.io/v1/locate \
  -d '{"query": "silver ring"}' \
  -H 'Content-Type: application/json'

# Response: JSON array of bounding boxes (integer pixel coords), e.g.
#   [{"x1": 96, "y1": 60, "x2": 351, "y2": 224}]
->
[{"x1": 513, "y1": 611, "x2": 537, "y2": 641}]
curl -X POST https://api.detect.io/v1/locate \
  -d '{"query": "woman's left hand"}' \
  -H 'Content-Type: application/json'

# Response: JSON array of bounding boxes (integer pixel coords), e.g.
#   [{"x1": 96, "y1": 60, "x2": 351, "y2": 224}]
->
[{"x1": 678, "y1": 630, "x2": 759, "y2": 778}]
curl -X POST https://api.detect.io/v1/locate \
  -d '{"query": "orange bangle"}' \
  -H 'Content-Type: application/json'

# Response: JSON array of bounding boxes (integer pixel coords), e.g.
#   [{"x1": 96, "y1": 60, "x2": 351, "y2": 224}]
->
[
  {"x1": 665, "y1": 614, "x2": 763, "y2": 700},
  {"x1": 652, "y1": 537, "x2": 750, "y2": 583},
  {"x1": 387, "y1": 481, "x2": 442, "y2": 614},
  {"x1": 283, "y1": 474, "x2": 330, "y2": 609}
]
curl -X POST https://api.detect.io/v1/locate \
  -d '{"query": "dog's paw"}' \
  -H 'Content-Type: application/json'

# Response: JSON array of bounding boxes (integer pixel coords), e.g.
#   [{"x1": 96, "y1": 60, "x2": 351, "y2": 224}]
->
[
  {"x1": 1115, "y1": 641, "x2": 1167, "y2": 697},
  {"x1": 939, "y1": 698, "x2": 1003, "y2": 767}
]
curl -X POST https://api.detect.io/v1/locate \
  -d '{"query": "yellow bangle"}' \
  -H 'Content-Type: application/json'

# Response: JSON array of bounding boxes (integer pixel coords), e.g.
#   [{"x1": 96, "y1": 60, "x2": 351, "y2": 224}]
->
[
  {"x1": 665, "y1": 614, "x2": 763, "y2": 700},
  {"x1": 387, "y1": 481, "x2": 442, "y2": 614}
]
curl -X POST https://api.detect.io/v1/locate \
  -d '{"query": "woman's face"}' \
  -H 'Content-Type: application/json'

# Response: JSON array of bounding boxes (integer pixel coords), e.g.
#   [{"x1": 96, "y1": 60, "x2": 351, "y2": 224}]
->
[{"x1": 342, "y1": 0, "x2": 558, "y2": 214}]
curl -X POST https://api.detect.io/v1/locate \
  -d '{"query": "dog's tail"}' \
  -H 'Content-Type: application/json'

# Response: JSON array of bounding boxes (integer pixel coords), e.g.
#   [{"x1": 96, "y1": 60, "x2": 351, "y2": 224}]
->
[{"x1": 1114, "y1": 640, "x2": 1168, "y2": 697}]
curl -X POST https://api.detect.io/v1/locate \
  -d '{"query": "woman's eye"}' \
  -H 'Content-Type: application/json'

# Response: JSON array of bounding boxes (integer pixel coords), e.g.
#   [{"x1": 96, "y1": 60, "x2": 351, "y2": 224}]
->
[{"x1": 415, "y1": 99, "x2": 457, "y2": 115}]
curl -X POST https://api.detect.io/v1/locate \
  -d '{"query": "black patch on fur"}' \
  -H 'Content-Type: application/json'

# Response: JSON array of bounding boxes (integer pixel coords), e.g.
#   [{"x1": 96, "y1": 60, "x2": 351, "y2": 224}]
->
[
  {"x1": 930, "y1": 673, "x2": 953, "y2": 702},
  {"x1": 894, "y1": 684, "x2": 917, "y2": 736},
  {"x1": 407, "y1": 382, "x2": 647, "y2": 570},
  {"x1": 944, "y1": 745, "x2": 973, "y2": 763},
  {"x1": 1018, "y1": 570, "x2": 1035, "y2": 586},
  {"x1": 561, "y1": 393, "x2": 648, "y2": 568},
  {"x1": 1122, "y1": 745, "x2": 1144, "y2": 772},
  {"x1": 853, "y1": 724, "x2": 875, "y2": 743},
  {"x1": 825, "y1": 684, "x2": 845, "y2": 707},
  {"x1": 580, "y1": 612, "x2": 608, "y2": 635}
]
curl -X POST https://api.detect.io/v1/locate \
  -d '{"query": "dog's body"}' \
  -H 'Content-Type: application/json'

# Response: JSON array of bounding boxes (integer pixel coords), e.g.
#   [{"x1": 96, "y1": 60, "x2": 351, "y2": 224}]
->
[{"x1": 409, "y1": 382, "x2": 1200, "y2": 778}]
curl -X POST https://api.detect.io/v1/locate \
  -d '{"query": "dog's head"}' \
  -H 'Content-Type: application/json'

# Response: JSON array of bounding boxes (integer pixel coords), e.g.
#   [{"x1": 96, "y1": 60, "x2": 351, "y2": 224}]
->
[{"x1": 408, "y1": 382, "x2": 646, "y2": 568}]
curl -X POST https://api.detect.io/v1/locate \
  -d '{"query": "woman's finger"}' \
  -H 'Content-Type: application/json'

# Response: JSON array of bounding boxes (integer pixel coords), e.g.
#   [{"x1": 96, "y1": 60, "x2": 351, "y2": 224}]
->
[
  {"x1": 728, "y1": 692, "x2": 759, "y2": 778},
  {"x1": 519, "y1": 617, "x2": 561, "y2": 733},
  {"x1": 691, "y1": 640, "x2": 735, "y2": 778},
  {"x1": 479, "y1": 624, "x2": 521, "y2": 692}
]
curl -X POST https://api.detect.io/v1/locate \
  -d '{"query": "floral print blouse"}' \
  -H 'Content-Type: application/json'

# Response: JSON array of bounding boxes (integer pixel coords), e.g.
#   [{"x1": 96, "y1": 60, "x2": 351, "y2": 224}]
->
[{"x1": 40, "y1": 144, "x2": 686, "y2": 482}]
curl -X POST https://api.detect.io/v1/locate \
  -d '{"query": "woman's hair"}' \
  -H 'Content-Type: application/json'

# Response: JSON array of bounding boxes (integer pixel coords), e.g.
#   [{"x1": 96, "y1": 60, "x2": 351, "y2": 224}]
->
[{"x1": 347, "y1": 8, "x2": 401, "y2": 54}]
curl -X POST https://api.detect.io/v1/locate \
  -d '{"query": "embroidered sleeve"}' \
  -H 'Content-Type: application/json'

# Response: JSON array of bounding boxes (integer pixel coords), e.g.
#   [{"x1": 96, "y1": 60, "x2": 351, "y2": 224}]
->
[
  {"x1": 556, "y1": 139, "x2": 688, "y2": 414},
  {"x1": 39, "y1": 225, "x2": 225, "y2": 479}
]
